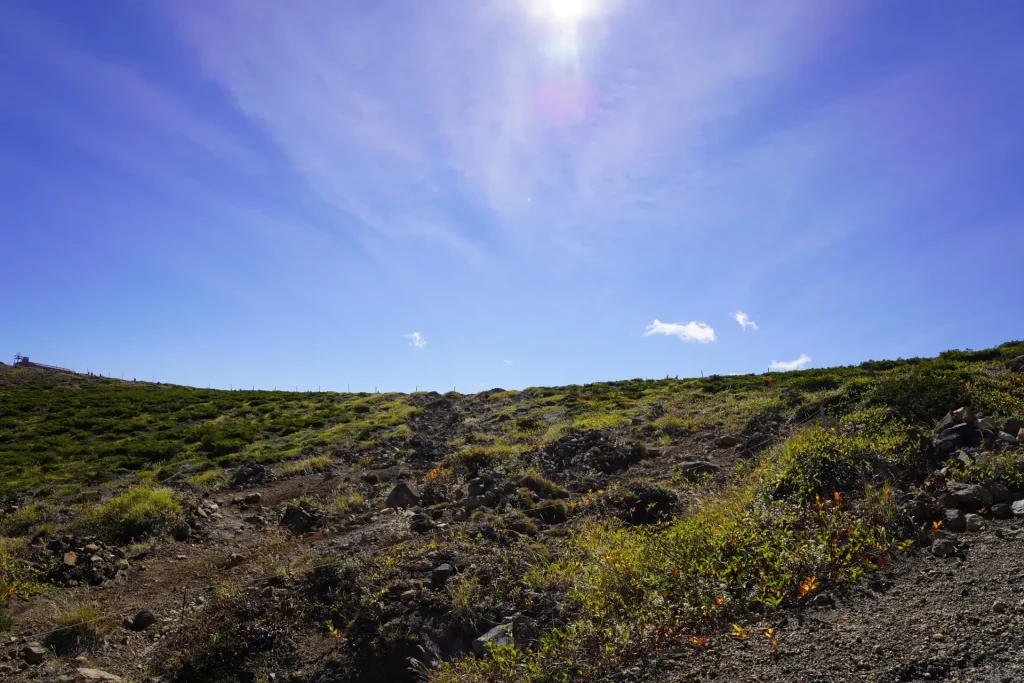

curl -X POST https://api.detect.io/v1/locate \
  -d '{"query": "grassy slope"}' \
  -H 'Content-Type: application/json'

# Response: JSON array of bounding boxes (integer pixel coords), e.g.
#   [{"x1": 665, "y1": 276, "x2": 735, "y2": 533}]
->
[{"x1": 1, "y1": 342, "x2": 1023, "y2": 681}]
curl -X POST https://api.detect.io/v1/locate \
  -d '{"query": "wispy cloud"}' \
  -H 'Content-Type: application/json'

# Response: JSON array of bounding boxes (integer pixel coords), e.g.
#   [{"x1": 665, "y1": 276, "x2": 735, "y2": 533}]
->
[
  {"x1": 734, "y1": 311, "x2": 759, "y2": 331},
  {"x1": 770, "y1": 354, "x2": 811, "y2": 371},
  {"x1": 643, "y1": 319, "x2": 716, "y2": 344},
  {"x1": 168, "y1": 0, "x2": 845, "y2": 264},
  {"x1": 503, "y1": 359, "x2": 514, "y2": 364},
  {"x1": 405, "y1": 332, "x2": 427, "y2": 349}
]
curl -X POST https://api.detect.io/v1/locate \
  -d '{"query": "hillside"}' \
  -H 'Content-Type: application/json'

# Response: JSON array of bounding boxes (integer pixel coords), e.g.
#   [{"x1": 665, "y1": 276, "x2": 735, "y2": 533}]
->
[{"x1": 1, "y1": 343, "x2": 1024, "y2": 682}]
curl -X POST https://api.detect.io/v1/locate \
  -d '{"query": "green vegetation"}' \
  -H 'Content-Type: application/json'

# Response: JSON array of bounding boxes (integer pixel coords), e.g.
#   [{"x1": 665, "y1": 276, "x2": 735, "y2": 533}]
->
[
  {"x1": 1, "y1": 341, "x2": 1022, "y2": 682},
  {"x1": 46, "y1": 603, "x2": 109, "y2": 655},
  {"x1": 78, "y1": 487, "x2": 184, "y2": 543}
]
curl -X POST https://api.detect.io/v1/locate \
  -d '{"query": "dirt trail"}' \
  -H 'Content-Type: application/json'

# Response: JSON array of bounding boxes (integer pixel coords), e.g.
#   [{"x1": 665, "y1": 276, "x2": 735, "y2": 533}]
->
[{"x1": 7, "y1": 471, "x2": 405, "y2": 681}]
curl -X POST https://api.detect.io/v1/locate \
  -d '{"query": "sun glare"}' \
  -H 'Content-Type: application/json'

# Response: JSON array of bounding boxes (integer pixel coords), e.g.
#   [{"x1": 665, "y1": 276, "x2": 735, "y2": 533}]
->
[
  {"x1": 549, "y1": 0, "x2": 585, "y2": 23},
  {"x1": 533, "y1": 0, "x2": 591, "y2": 24}
]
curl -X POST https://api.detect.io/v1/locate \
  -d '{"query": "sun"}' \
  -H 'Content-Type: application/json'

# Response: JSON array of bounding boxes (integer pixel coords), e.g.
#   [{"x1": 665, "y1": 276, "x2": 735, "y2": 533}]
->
[
  {"x1": 532, "y1": 0, "x2": 592, "y2": 25},
  {"x1": 548, "y1": 0, "x2": 585, "y2": 23}
]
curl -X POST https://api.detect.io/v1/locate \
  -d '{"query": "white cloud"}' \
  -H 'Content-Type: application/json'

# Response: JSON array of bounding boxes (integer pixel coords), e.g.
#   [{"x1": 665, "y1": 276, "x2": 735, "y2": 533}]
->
[
  {"x1": 734, "y1": 311, "x2": 758, "y2": 331},
  {"x1": 643, "y1": 319, "x2": 716, "y2": 344},
  {"x1": 503, "y1": 359, "x2": 514, "y2": 364},
  {"x1": 405, "y1": 332, "x2": 427, "y2": 348},
  {"x1": 770, "y1": 354, "x2": 811, "y2": 371}
]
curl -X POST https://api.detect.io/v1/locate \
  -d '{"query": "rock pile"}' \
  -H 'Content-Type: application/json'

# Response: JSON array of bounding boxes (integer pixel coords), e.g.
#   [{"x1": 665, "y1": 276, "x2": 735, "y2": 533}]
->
[{"x1": 37, "y1": 536, "x2": 129, "y2": 586}]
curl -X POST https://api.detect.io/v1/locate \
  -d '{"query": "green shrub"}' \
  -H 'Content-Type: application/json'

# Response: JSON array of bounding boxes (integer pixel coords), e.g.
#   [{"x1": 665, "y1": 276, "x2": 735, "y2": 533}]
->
[
  {"x1": 525, "y1": 500, "x2": 567, "y2": 524},
  {"x1": 866, "y1": 367, "x2": 971, "y2": 423},
  {"x1": 518, "y1": 470, "x2": 568, "y2": 499},
  {"x1": 765, "y1": 409, "x2": 929, "y2": 502},
  {"x1": 78, "y1": 487, "x2": 184, "y2": 543},
  {"x1": 183, "y1": 468, "x2": 226, "y2": 494},
  {"x1": 0, "y1": 502, "x2": 59, "y2": 537}
]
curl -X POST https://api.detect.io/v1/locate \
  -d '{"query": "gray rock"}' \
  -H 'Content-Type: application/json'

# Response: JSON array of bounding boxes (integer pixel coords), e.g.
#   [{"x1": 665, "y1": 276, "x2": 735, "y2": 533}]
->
[
  {"x1": 986, "y1": 481, "x2": 1012, "y2": 504},
  {"x1": 410, "y1": 513, "x2": 434, "y2": 533},
  {"x1": 991, "y1": 503, "x2": 1012, "y2": 519},
  {"x1": 934, "y1": 412, "x2": 956, "y2": 433},
  {"x1": 945, "y1": 482, "x2": 993, "y2": 509},
  {"x1": 992, "y1": 599, "x2": 1008, "y2": 614},
  {"x1": 1012, "y1": 500, "x2": 1024, "y2": 517},
  {"x1": 244, "y1": 492, "x2": 262, "y2": 505},
  {"x1": 938, "y1": 423, "x2": 980, "y2": 449},
  {"x1": 472, "y1": 623, "x2": 513, "y2": 656},
  {"x1": 21, "y1": 643, "x2": 46, "y2": 665},
  {"x1": 955, "y1": 451, "x2": 974, "y2": 468},
  {"x1": 170, "y1": 523, "x2": 191, "y2": 541},
  {"x1": 1003, "y1": 417, "x2": 1024, "y2": 436},
  {"x1": 964, "y1": 513, "x2": 985, "y2": 532},
  {"x1": 675, "y1": 461, "x2": 720, "y2": 479},
  {"x1": 129, "y1": 610, "x2": 156, "y2": 631},
  {"x1": 75, "y1": 669, "x2": 124, "y2": 682},
  {"x1": 226, "y1": 552, "x2": 244, "y2": 568},
  {"x1": 386, "y1": 482, "x2": 421, "y2": 509},
  {"x1": 467, "y1": 477, "x2": 491, "y2": 499},
  {"x1": 508, "y1": 613, "x2": 539, "y2": 646},
  {"x1": 431, "y1": 563, "x2": 455, "y2": 589},
  {"x1": 996, "y1": 431, "x2": 1019, "y2": 445},
  {"x1": 714, "y1": 434, "x2": 744, "y2": 448},
  {"x1": 952, "y1": 407, "x2": 975, "y2": 423},
  {"x1": 931, "y1": 539, "x2": 956, "y2": 558},
  {"x1": 943, "y1": 509, "x2": 967, "y2": 533}
]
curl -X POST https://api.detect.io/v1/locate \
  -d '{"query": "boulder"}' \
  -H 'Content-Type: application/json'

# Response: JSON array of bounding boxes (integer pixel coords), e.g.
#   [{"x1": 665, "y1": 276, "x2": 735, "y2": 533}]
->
[
  {"x1": 944, "y1": 482, "x2": 993, "y2": 509},
  {"x1": 244, "y1": 492, "x2": 262, "y2": 505},
  {"x1": 410, "y1": 513, "x2": 434, "y2": 533},
  {"x1": 128, "y1": 609, "x2": 156, "y2": 631},
  {"x1": 467, "y1": 477, "x2": 491, "y2": 499},
  {"x1": 1008, "y1": 355, "x2": 1024, "y2": 373},
  {"x1": 170, "y1": 523, "x2": 191, "y2": 541},
  {"x1": 1012, "y1": 500, "x2": 1024, "y2": 517},
  {"x1": 943, "y1": 509, "x2": 967, "y2": 533},
  {"x1": 986, "y1": 481, "x2": 1012, "y2": 504},
  {"x1": 938, "y1": 423, "x2": 980, "y2": 449},
  {"x1": 472, "y1": 623, "x2": 513, "y2": 656},
  {"x1": 226, "y1": 552, "x2": 245, "y2": 568},
  {"x1": 931, "y1": 539, "x2": 956, "y2": 558},
  {"x1": 386, "y1": 482, "x2": 421, "y2": 509},
  {"x1": 964, "y1": 513, "x2": 985, "y2": 532},
  {"x1": 63, "y1": 551, "x2": 78, "y2": 566},
  {"x1": 22, "y1": 643, "x2": 46, "y2": 664},
  {"x1": 952, "y1": 407, "x2": 975, "y2": 423},
  {"x1": 990, "y1": 503, "x2": 1012, "y2": 519},
  {"x1": 280, "y1": 501, "x2": 324, "y2": 534},
  {"x1": 675, "y1": 461, "x2": 720, "y2": 479},
  {"x1": 714, "y1": 435, "x2": 743, "y2": 448},
  {"x1": 431, "y1": 564, "x2": 455, "y2": 589},
  {"x1": 934, "y1": 412, "x2": 956, "y2": 433},
  {"x1": 75, "y1": 669, "x2": 123, "y2": 682},
  {"x1": 996, "y1": 431, "x2": 1019, "y2": 445},
  {"x1": 1005, "y1": 417, "x2": 1024, "y2": 435}
]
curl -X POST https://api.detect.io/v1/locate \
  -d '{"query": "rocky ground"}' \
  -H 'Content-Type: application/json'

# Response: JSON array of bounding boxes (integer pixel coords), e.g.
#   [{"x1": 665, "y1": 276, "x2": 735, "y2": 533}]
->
[
  {"x1": 1, "y1": 350, "x2": 1023, "y2": 683},
  {"x1": 629, "y1": 514, "x2": 1024, "y2": 683}
]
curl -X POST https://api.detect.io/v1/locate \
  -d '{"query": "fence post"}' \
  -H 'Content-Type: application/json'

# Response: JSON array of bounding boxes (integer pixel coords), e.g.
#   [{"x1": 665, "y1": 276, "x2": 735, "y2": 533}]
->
[{"x1": 820, "y1": 405, "x2": 828, "y2": 429}]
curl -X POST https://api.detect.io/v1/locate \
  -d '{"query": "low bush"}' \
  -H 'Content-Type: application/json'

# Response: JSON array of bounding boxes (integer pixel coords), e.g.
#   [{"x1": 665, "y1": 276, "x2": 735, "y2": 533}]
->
[{"x1": 78, "y1": 487, "x2": 184, "y2": 543}]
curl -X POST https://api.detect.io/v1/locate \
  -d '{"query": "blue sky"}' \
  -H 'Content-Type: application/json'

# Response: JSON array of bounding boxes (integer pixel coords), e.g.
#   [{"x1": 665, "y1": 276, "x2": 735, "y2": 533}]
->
[{"x1": 2, "y1": 1, "x2": 1023, "y2": 393}]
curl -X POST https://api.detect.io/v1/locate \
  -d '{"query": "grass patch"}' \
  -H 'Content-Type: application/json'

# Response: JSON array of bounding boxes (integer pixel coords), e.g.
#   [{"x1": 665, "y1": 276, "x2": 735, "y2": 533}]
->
[
  {"x1": 46, "y1": 603, "x2": 111, "y2": 655},
  {"x1": 183, "y1": 468, "x2": 226, "y2": 494},
  {"x1": 78, "y1": 487, "x2": 184, "y2": 543},
  {"x1": 280, "y1": 455, "x2": 334, "y2": 476}
]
